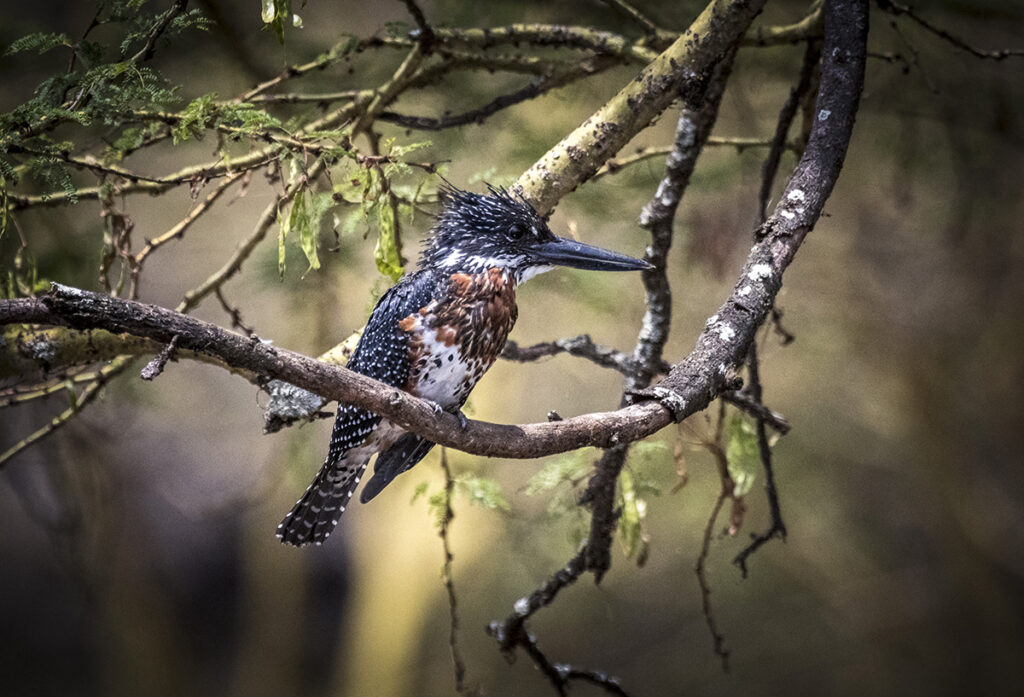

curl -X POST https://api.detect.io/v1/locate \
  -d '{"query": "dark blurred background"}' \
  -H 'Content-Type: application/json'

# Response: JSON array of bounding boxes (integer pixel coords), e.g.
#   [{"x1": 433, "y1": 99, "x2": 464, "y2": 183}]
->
[{"x1": 2, "y1": 1, "x2": 1023, "y2": 695}]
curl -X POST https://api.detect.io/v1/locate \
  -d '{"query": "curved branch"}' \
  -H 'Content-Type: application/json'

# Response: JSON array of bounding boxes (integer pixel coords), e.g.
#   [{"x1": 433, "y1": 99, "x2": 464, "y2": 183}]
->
[
  {"x1": 0, "y1": 287, "x2": 670, "y2": 458},
  {"x1": 514, "y1": 0, "x2": 769, "y2": 214}
]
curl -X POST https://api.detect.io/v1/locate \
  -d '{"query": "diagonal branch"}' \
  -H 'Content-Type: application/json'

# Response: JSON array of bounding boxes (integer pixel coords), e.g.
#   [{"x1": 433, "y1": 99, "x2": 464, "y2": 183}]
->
[{"x1": 514, "y1": 0, "x2": 770, "y2": 214}]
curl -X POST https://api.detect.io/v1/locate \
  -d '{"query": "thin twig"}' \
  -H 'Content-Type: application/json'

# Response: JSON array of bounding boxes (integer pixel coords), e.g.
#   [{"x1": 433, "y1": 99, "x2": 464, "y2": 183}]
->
[
  {"x1": 758, "y1": 38, "x2": 822, "y2": 223},
  {"x1": 695, "y1": 401, "x2": 733, "y2": 672},
  {"x1": 733, "y1": 342, "x2": 787, "y2": 577},
  {"x1": 377, "y1": 59, "x2": 615, "y2": 131},
  {"x1": 720, "y1": 390, "x2": 790, "y2": 434},
  {"x1": 214, "y1": 288, "x2": 255, "y2": 337},
  {"x1": 880, "y1": 0, "x2": 1024, "y2": 61},
  {"x1": 599, "y1": 0, "x2": 669, "y2": 40},
  {"x1": 129, "y1": 0, "x2": 189, "y2": 63},
  {"x1": 696, "y1": 489, "x2": 731, "y2": 671},
  {"x1": 178, "y1": 158, "x2": 326, "y2": 313},
  {"x1": 0, "y1": 357, "x2": 134, "y2": 469},
  {"x1": 400, "y1": 0, "x2": 435, "y2": 53},
  {"x1": 130, "y1": 170, "x2": 245, "y2": 299},
  {"x1": 592, "y1": 137, "x2": 796, "y2": 180},
  {"x1": 501, "y1": 335, "x2": 650, "y2": 376},
  {"x1": 438, "y1": 448, "x2": 472, "y2": 695}
]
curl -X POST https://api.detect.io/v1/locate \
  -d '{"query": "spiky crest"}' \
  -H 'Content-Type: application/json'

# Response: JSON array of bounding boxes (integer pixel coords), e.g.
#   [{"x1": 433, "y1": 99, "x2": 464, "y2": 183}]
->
[{"x1": 419, "y1": 184, "x2": 557, "y2": 281}]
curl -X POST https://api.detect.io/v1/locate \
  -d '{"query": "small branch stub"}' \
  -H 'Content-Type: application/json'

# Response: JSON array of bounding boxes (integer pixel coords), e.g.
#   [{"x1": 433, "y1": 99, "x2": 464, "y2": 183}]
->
[{"x1": 140, "y1": 334, "x2": 180, "y2": 380}]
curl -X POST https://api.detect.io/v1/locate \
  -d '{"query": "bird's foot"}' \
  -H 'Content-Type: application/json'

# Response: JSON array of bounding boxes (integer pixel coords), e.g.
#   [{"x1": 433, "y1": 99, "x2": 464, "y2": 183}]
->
[{"x1": 423, "y1": 399, "x2": 468, "y2": 430}]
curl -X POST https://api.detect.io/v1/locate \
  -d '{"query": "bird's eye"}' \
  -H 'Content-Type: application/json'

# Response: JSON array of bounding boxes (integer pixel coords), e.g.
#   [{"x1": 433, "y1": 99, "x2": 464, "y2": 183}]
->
[{"x1": 508, "y1": 224, "x2": 526, "y2": 240}]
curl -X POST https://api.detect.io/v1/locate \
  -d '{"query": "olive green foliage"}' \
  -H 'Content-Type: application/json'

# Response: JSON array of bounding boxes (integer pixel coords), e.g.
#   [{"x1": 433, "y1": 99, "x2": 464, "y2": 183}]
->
[
  {"x1": 332, "y1": 138, "x2": 432, "y2": 282},
  {"x1": 414, "y1": 470, "x2": 511, "y2": 530},
  {"x1": 724, "y1": 410, "x2": 760, "y2": 497},
  {"x1": 260, "y1": 0, "x2": 304, "y2": 44},
  {"x1": 524, "y1": 442, "x2": 666, "y2": 562},
  {"x1": 0, "y1": 1, "x2": 209, "y2": 202}
]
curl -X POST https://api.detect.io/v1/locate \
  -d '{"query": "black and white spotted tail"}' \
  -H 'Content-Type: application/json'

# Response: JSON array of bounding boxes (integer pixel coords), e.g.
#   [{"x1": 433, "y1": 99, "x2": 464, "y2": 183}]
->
[{"x1": 276, "y1": 456, "x2": 370, "y2": 546}]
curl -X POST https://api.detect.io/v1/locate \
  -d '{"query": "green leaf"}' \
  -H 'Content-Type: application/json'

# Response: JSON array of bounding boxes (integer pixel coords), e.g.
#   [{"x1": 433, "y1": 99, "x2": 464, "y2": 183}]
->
[
  {"x1": 278, "y1": 188, "x2": 336, "y2": 275},
  {"x1": 455, "y1": 475, "x2": 509, "y2": 512},
  {"x1": 374, "y1": 200, "x2": 404, "y2": 281},
  {"x1": 300, "y1": 192, "x2": 336, "y2": 272},
  {"x1": 725, "y1": 412, "x2": 760, "y2": 497},
  {"x1": 410, "y1": 481, "x2": 430, "y2": 504},
  {"x1": 4, "y1": 32, "x2": 71, "y2": 56},
  {"x1": 171, "y1": 93, "x2": 218, "y2": 144},
  {"x1": 287, "y1": 188, "x2": 309, "y2": 268},
  {"x1": 617, "y1": 468, "x2": 650, "y2": 565},
  {"x1": 260, "y1": 0, "x2": 292, "y2": 44},
  {"x1": 427, "y1": 490, "x2": 448, "y2": 529},
  {"x1": 525, "y1": 448, "x2": 596, "y2": 496}
]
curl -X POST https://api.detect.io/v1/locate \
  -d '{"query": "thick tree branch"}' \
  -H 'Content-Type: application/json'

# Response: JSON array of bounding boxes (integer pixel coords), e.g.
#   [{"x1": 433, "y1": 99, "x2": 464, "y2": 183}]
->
[
  {"x1": 0, "y1": 287, "x2": 670, "y2": 460},
  {"x1": 514, "y1": 0, "x2": 769, "y2": 213},
  {"x1": 632, "y1": 0, "x2": 867, "y2": 414}
]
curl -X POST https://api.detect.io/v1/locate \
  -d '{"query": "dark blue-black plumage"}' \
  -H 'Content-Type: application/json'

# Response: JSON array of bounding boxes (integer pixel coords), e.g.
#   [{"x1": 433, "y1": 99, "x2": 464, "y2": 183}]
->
[{"x1": 277, "y1": 185, "x2": 650, "y2": 546}]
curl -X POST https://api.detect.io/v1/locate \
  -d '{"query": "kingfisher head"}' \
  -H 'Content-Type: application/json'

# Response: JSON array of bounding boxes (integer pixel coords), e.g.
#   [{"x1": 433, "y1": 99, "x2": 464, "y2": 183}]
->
[{"x1": 419, "y1": 184, "x2": 652, "y2": 282}]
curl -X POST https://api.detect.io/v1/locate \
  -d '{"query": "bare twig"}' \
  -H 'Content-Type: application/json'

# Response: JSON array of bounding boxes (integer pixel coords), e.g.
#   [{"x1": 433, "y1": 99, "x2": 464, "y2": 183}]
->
[
  {"x1": 744, "y1": 0, "x2": 824, "y2": 46},
  {"x1": 130, "y1": 170, "x2": 245, "y2": 299},
  {"x1": 438, "y1": 448, "x2": 472, "y2": 694},
  {"x1": 377, "y1": 58, "x2": 615, "y2": 131},
  {"x1": 501, "y1": 335, "x2": 647, "y2": 376},
  {"x1": 732, "y1": 342, "x2": 787, "y2": 577},
  {"x1": 0, "y1": 357, "x2": 134, "y2": 468},
  {"x1": 696, "y1": 489, "x2": 731, "y2": 671},
  {"x1": 758, "y1": 38, "x2": 822, "y2": 223},
  {"x1": 599, "y1": 0, "x2": 671, "y2": 41},
  {"x1": 592, "y1": 137, "x2": 796, "y2": 180},
  {"x1": 129, "y1": 0, "x2": 189, "y2": 63},
  {"x1": 399, "y1": 0, "x2": 435, "y2": 53},
  {"x1": 879, "y1": 0, "x2": 1024, "y2": 61},
  {"x1": 695, "y1": 402, "x2": 734, "y2": 671},
  {"x1": 720, "y1": 390, "x2": 790, "y2": 434},
  {"x1": 214, "y1": 288, "x2": 255, "y2": 337},
  {"x1": 487, "y1": 549, "x2": 633, "y2": 696}
]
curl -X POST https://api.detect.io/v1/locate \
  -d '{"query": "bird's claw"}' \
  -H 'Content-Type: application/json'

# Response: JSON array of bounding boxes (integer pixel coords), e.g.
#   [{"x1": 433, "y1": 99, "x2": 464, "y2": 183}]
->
[{"x1": 424, "y1": 400, "x2": 468, "y2": 430}]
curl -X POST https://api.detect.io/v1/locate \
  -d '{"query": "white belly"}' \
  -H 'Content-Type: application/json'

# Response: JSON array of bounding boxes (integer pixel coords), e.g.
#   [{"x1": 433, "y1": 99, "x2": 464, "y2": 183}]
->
[{"x1": 410, "y1": 327, "x2": 477, "y2": 408}]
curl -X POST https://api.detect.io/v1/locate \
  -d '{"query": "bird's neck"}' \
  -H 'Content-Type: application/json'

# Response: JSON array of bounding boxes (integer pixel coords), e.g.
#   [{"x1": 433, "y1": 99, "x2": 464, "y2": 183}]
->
[{"x1": 431, "y1": 254, "x2": 551, "y2": 286}]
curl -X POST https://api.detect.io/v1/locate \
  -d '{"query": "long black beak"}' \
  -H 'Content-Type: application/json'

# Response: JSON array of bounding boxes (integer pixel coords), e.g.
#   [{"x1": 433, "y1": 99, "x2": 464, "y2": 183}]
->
[{"x1": 532, "y1": 236, "x2": 653, "y2": 272}]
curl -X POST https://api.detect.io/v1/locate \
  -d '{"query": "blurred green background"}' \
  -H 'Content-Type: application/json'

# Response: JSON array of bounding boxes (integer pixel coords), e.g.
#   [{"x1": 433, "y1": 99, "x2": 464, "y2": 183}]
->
[{"x1": 2, "y1": 1, "x2": 1023, "y2": 696}]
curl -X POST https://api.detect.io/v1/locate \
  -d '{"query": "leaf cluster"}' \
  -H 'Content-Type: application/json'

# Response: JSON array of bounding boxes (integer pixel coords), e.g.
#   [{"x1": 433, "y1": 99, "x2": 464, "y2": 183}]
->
[
  {"x1": 0, "y1": 0, "x2": 209, "y2": 199},
  {"x1": 413, "y1": 472, "x2": 510, "y2": 530}
]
